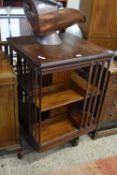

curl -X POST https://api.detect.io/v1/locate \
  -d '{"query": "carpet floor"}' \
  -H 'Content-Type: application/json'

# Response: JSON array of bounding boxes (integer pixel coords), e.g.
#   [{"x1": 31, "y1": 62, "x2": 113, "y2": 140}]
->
[
  {"x1": 43, "y1": 156, "x2": 117, "y2": 175},
  {"x1": 0, "y1": 134, "x2": 117, "y2": 175}
]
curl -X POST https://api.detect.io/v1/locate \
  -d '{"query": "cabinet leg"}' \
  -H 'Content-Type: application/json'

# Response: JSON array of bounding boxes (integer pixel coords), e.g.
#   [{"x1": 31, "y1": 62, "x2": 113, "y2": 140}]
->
[
  {"x1": 89, "y1": 131, "x2": 96, "y2": 139},
  {"x1": 17, "y1": 148, "x2": 23, "y2": 159},
  {"x1": 71, "y1": 137, "x2": 79, "y2": 146}
]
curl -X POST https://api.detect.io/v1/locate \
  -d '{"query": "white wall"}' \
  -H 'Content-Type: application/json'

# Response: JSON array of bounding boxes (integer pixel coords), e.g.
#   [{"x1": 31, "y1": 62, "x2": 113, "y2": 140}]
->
[
  {"x1": 66, "y1": 0, "x2": 83, "y2": 38},
  {"x1": 67, "y1": 0, "x2": 80, "y2": 9},
  {"x1": 0, "y1": 8, "x2": 30, "y2": 41}
]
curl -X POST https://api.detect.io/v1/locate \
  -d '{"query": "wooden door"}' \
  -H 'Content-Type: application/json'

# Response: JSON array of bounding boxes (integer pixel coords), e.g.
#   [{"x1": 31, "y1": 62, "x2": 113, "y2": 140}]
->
[
  {"x1": 89, "y1": 0, "x2": 116, "y2": 37},
  {"x1": 0, "y1": 85, "x2": 16, "y2": 147}
]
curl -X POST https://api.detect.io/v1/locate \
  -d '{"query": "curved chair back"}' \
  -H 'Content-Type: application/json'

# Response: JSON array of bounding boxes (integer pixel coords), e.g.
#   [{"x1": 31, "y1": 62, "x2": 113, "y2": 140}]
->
[{"x1": 24, "y1": 0, "x2": 86, "y2": 37}]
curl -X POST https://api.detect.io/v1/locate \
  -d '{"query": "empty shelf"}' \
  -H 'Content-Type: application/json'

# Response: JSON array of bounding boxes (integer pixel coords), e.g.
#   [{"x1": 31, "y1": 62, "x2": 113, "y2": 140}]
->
[
  {"x1": 33, "y1": 116, "x2": 79, "y2": 145},
  {"x1": 35, "y1": 89, "x2": 84, "y2": 111}
]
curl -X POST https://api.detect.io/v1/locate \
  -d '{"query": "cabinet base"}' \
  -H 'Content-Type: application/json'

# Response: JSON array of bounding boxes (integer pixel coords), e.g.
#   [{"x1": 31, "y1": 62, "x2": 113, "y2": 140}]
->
[
  {"x1": 0, "y1": 144, "x2": 23, "y2": 159},
  {"x1": 90, "y1": 127, "x2": 117, "y2": 139}
]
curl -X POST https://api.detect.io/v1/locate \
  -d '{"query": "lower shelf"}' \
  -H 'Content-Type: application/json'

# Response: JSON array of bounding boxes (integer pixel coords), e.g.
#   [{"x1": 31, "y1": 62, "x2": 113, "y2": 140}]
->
[
  {"x1": 41, "y1": 116, "x2": 79, "y2": 144},
  {"x1": 33, "y1": 115, "x2": 79, "y2": 145},
  {"x1": 31, "y1": 109, "x2": 97, "y2": 151}
]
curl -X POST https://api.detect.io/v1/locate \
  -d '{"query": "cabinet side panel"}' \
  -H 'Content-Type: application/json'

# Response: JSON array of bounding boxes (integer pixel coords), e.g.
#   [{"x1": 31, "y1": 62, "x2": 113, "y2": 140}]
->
[{"x1": 0, "y1": 85, "x2": 16, "y2": 147}]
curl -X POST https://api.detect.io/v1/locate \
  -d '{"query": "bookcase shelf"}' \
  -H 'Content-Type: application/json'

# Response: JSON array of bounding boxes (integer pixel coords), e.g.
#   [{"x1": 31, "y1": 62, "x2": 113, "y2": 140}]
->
[
  {"x1": 33, "y1": 115, "x2": 79, "y2": 145},
  {"x1": 35, "y1": 88, "x2": 84, "y2": 112}
]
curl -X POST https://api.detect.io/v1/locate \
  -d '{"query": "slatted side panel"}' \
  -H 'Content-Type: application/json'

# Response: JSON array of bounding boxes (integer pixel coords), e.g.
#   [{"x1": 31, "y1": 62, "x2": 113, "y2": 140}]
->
[
  {"x1": 14, "y1": 54, "x2": 42, "y2": 148},
  {"x1": 80, "y1": 59, "x2": 111, "y2": 129}
]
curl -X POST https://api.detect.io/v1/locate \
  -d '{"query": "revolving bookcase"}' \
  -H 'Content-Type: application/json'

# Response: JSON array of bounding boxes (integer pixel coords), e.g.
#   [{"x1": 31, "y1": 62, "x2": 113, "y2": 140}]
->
[{"x1": 7, "y1": 33, "x2": 114, "y2": 151}]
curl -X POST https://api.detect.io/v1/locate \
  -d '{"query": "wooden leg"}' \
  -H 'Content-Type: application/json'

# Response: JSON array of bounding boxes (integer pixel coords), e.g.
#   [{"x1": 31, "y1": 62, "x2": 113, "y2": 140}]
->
[
  {"x1": 17, "y1": 148, "x2": 23, "y2": 159},
  {"x1": 71, "y1": 137, "x2": 79, "y2": 146}
]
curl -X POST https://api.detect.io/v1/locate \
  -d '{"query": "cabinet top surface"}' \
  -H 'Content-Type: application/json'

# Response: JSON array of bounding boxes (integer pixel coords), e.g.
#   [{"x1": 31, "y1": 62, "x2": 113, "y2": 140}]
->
[{"x1": 7, "y1": 33, "x2": 114, "y2": 72}]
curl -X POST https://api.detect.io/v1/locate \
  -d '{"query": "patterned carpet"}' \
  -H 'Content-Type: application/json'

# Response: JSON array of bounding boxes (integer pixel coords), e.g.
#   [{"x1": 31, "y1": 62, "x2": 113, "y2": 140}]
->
[{"x1": 43, "y1": 156, "x2": 117, "y2": 175}]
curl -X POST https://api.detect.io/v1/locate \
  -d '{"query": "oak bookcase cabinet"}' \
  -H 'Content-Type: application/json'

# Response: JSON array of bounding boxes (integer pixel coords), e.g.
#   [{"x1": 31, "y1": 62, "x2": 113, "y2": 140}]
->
[
  {"x1": 79, "y1": 0, "x2": 117, "y2": 50},
  {"x1": 0, "y1": 50, "x2": 20, "y2": 153}
]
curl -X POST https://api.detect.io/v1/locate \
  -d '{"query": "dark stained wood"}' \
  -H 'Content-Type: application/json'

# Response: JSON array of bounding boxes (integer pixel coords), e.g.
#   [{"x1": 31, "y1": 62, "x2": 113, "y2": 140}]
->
[
  {"x1": 7, "y1": 34, "x2": 114, "y2": 152},
  {"x1": 7, "y1": 33, "x2": 114, "y2": 74}
]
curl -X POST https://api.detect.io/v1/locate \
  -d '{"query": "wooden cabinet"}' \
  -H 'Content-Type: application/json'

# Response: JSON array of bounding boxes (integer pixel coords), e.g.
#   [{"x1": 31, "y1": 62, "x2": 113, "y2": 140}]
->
[
  {"x1": 79, "y1": 0, "x2": 117, "y2": 138},
  {"x1": 0, "y1": 50, "x2": 21, "y2": 155},
  {"x1": 79, "y1": 0, "x2": 117, "y2": 50},
  {"x1": 7, "y1": 33, "x2": 114, "y2": 151},
  {"x1": 91, "y1": 61, "x2": 117, "y2": 138}
]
